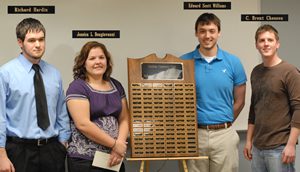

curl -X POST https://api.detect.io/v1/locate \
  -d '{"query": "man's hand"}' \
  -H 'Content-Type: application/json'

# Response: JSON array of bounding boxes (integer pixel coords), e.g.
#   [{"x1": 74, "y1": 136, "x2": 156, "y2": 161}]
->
[
  {"x1": 60, "y1": 141, "x2": 68, "y2": 149},
  {"x1": 282, "y1": 145, "x2": 296, "y2": 164},
  {"x1": 0, "y1": 153, "x2": 15, "y2": 172},
  {"x1": 243, "y1": 141, "x2": 253, "y2": 161}
]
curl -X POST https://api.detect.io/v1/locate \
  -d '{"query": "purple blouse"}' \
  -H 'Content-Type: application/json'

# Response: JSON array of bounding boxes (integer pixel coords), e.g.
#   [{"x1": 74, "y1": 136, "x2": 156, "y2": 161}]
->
[{"x1": 66, "y1": 78, "x2": 126, "y2": 160}]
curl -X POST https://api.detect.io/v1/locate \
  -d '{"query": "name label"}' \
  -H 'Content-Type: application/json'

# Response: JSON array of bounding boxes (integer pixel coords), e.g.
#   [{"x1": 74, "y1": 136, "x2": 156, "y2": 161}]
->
[
  {"x1": 184, "y1": 2, "x2": 231, "y2": 10},
  {"x1": 8, "y1": 6, "x2": 55, "y2": 14},
  {"x1": 72, "y1": 30, "x2": 120, "y2": 39},
  {"x1": 241, "y1": 14, "x2": 288, "y2": 21}
]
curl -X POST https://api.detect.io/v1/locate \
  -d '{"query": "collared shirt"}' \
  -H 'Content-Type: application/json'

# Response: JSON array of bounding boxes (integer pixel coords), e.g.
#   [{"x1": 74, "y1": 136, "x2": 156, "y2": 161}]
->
[
  {"x1": 0, "y1": 54, "x2": 71, "y2": 147},
  {"x1": 181, "y1": 45, "x2": 247, "y2": 125}
]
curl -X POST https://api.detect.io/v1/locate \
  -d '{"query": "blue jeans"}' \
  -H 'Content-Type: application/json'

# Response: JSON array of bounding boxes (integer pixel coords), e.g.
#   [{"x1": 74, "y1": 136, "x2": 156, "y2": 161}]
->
[{"x1": 251, "y1": 145, "x2": 295, "y2": 172}]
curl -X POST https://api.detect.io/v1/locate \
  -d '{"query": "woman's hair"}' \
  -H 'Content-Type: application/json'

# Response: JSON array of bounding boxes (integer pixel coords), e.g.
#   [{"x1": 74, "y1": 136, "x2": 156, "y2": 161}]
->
[{"x1": 73, "y1": 41, "x2": 113, "y2": 81}]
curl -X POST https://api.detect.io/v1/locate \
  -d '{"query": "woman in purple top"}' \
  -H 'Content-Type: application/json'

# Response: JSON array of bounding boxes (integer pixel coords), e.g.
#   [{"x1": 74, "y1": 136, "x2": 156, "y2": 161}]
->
[{"x1": 66, "y1": 41, "x2": 129, "y2": 172}]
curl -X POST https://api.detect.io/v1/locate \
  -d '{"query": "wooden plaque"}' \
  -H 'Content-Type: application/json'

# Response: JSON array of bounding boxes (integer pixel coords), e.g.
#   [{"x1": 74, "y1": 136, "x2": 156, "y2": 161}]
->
[{"x1": 128, "y1": 54, "x2": 198, "y2": 158}]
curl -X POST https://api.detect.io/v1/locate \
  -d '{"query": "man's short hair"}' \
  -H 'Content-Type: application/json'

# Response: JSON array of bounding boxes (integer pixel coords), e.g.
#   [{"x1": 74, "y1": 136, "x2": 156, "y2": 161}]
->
[
  {"x1": 16, "y1": 18, "x2": 45, "y2": 41},
  {"x1": 255, "y1": 24, "x2": 279, "y2": 42},
  {"x1": 195, "y1": 13, "x2": 221, "y2": 32}
]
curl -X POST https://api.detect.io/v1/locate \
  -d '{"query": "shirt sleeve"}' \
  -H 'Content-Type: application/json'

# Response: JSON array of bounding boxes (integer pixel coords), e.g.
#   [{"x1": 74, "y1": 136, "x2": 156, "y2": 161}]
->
[
  {"x1": 55, "y1": 73, "x2": 71, "y2": 143},
  {"x1": 0, "y1": 70, "x2": 7, "y2": 147},
  {"x1": 233, "y1": 58, "x2": 247, "y2": 86},
  {"x1": 287, "y1": 68, "x2": 300, "y2": 129},
  {"x1": 66, "y1": 79, "x2": 89, "y2": 101},
  {"x1": 111, "y1": 78, "x2": 126, "y2": 99},
  {"x1": 248, "y1": 94, "x2": 256, "y2": 125},
  {"x1": 248, "y1": 70, "x2": 256, "y2": 125}
]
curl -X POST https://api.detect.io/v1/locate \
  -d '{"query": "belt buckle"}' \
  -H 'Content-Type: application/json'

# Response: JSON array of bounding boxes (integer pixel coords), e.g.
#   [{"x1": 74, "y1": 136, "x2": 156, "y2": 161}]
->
[
  {"x1": 37, "y1": 139, "x2": 47, "y2": 146},
  {"x1": 224, "y1": 123, "x2": 228, "y2": 129},
  {"x1": 37, "y1": 139, "x2": 42, "y2": 146},
  {"x1": 37, "y1": 139, "x2": 43, "y2": 146}
]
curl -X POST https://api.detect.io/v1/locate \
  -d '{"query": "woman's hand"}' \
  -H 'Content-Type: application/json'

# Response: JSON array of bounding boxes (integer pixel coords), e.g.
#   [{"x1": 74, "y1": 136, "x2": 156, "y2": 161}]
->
[
  {"x1": 108, "y1": 150, "x2": 124, "y2": 167},
  {"x1": 112, "y1": 139, "x2": 127, "y2": 157}
]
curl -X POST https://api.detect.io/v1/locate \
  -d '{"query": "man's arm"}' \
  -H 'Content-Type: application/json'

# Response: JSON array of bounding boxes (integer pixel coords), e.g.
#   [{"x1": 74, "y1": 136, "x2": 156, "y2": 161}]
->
[
  {"x1": 282, "y1": 66, "x2": 300, "y2": 163},
  {"x1": 233, "y1": 83, "x2": 246, "y2": 121},
  {"x1": 282, "y1": 127, "x2": 300, "y2": 163},
  {"x1": 0, "y1": 148, "x2": 15, "y2": 172},
  {"x1": 0, "y1": 72, "x2": 14, "y2": 171},
  {"x1": 55, "y1": 78, "x2": 70, "y2": 143},
  {"x1": 243, "y1": 124, "x2": 255, "y2": 160}
]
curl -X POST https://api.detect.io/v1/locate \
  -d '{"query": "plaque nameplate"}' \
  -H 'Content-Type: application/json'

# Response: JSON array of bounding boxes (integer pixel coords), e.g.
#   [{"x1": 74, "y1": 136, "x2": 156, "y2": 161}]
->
[{"x1": 141, "y1": 63, "x2": 183, "y2": 80}]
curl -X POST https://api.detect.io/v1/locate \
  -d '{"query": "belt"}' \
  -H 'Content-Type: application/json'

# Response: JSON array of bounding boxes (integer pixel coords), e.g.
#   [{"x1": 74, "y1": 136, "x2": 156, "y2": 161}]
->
[
  {"x1": 198, "y1": 122, "x2": 232, "y2": 130},
  {"x1": 7, "y1": 136, "x2": 58, "y2": 146}
]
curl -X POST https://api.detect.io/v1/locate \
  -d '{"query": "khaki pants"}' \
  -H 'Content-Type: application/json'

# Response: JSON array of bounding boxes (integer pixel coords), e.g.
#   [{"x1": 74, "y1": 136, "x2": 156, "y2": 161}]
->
[{"x1": 187, "y1": 127, "x2": 240, "y2": 172}]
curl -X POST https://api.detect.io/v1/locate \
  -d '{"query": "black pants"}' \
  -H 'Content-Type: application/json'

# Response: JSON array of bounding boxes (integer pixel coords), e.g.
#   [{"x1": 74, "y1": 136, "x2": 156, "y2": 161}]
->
[
  {"x1": 67, "y1": 156, "x2": 125, "y2": 172},
  {"x1": 6, "y1": 140, "x2": 67, "y2": 172}
]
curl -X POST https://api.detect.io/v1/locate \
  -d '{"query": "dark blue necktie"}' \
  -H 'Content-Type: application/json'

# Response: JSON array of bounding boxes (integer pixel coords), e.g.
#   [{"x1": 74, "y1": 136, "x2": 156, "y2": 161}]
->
[{"x1": 32, "y1": 64, "x2": 50, "y2": 130}]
